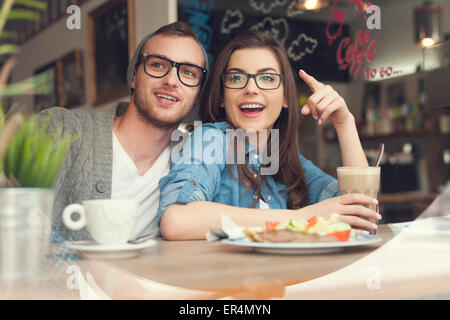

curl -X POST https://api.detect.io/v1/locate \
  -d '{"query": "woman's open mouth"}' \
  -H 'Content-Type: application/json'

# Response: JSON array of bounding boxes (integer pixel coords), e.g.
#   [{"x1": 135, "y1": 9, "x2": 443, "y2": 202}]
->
[{"x1": 239, "y1": 103, "x2": 265, "y2": 118}]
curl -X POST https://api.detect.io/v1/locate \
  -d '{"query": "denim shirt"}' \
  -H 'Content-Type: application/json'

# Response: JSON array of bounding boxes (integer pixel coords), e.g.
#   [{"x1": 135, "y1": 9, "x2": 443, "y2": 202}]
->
[{"x1": 157, "y1": 121, "x2": 339, "y2": 226}]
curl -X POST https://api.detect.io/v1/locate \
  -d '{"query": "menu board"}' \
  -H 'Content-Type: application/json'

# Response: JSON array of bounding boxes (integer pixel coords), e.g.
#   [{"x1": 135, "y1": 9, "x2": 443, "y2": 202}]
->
[{"x1": 178, "y1": 0, "x2": 350, "y2": 82}]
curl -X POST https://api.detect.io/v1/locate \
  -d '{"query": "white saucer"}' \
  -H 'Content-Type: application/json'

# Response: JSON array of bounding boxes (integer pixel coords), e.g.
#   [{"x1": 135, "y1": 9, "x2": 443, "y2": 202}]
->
[{"x1": 64, "y1": 239, "x2": 157, "y2": 259}]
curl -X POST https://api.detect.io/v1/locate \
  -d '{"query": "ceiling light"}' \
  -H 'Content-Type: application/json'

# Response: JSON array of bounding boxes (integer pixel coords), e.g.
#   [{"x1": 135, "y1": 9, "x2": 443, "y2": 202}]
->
[
  {"x1": 296, "y1": 0, "x2": 329, "y2": 11},
  {"x1": 414, "y1": 1, "x2": 442, "y2": 47},
  {"x1": 421, "y1": 37, "x2": 436, "y2": 47}
]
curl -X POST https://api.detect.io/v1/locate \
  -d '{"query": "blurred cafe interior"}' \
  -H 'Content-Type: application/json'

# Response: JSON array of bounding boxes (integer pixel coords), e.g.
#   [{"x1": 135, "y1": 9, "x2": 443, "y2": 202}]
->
[
  {"x1": 6, "y1": 0, "x2": 450, "y2": 223},
  {"x1": 1, "y1": 0, "x2": 450, "y2": 301}
]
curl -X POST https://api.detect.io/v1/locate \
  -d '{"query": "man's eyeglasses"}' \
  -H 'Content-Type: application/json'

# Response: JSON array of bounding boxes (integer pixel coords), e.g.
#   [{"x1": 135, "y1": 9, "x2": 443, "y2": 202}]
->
[
  {"x1": 222, "y1": 72, "x2": 284, "y2": 90},
  {"x1": 140, "y1": 53, "x2": 207, "y2": 87}
]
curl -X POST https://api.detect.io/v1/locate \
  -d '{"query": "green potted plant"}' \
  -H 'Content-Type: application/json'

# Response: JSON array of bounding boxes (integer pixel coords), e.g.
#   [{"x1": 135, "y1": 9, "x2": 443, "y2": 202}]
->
[
  {"x1": 0, "y1": 109, "x2": 76, "y2": 188},
  {"x1": 0, "y1": 0, "x2": 77, "y2": 279}
]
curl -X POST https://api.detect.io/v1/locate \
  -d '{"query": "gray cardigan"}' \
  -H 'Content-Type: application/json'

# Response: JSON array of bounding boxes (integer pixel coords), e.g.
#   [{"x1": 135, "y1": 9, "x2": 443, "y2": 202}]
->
[{"x1": 40, "y1": 102, "x2": 128, "y2": 241}]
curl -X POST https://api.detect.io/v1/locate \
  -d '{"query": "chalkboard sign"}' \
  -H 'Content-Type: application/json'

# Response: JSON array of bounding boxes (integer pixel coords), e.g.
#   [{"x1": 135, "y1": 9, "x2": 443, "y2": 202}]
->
[
  {"x1": 88, "y1": 0, "x2": 134, "y2": 105},
  {"x1": 178, "y1": 0, "x2": 350, "y2": 82}
]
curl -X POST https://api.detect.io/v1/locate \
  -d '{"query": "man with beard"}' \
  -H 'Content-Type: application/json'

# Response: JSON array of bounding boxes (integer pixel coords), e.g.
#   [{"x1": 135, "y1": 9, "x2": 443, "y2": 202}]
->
[{"x1": 41, "y1": 21, "x2": 208, "y2": 240}]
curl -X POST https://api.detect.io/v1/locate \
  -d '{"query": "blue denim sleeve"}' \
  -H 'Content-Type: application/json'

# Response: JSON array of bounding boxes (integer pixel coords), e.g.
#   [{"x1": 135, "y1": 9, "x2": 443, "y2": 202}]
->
[
  {"x1": 299, "y1": 153, "x2": 340, "y2": 204},
  {"x1": 157, "y1": 125, "x2": 227, "y2": 226}
]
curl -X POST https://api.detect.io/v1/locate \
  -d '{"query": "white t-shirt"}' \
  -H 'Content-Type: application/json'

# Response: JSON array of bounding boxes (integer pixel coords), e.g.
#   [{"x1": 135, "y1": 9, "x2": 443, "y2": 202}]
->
[{"x1": 111, "y1": 132, "x2": 171, "y2": 238}]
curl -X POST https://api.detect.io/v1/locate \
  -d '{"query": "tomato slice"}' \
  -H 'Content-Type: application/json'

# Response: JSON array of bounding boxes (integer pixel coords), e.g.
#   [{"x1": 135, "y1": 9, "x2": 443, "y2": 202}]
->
[
  {"x1": 328, "y1": 230, "x2": 351, "y2": 242},
  {"x1": 306, "y1": 216, "x2": 318, "y2": 230},
  {"x1": 265, "y1": 221, "x2": 280, "y2": 231}
]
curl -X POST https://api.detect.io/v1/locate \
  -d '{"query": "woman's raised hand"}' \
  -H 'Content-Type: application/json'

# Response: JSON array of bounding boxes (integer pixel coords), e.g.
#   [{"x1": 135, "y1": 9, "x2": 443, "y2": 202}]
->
[
  {"x1": 299, "y1": 69, "x2": 353, "y2": 126},
  {"x1": 300, "y1": 193, "x2": 381, "y2": 233}
]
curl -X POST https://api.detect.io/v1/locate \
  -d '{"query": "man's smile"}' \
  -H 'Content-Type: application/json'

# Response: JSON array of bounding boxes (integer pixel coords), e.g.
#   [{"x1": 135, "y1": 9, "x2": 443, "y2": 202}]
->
[{"x1": 155, "y1": 91, "x2": 180, "y2": 105}]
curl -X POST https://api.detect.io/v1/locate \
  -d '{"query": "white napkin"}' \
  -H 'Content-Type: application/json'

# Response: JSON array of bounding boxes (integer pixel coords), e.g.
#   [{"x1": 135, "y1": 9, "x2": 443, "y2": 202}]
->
[{"x1": 205, "y1": 214, "x2": 247, "y2": 243}]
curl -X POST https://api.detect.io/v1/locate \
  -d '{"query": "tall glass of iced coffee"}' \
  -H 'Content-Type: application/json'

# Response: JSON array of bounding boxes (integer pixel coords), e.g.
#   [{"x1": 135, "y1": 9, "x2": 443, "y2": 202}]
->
[{"x1": 337, "y1": 167, "x2": 380, "y2": 235}]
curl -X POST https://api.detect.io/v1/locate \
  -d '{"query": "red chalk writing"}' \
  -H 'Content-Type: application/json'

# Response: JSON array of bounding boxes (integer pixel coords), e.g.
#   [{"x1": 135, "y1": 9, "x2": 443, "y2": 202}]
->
[
  {"x1": 326, "y1": 0, "x2": 378, "y2": 79},
  {"x1": 365, "y1": 66, "x2": 403, "y2": 80},
  {"x1": 326, "y1": 0, "x2": 371, "y2": 45},
  {"x1": 337, "y1": 30, "x2": 377, "y2": 79}
]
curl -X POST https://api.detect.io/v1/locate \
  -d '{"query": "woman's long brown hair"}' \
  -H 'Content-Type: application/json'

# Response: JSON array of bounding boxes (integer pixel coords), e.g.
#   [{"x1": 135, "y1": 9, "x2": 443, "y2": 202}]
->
[{"x1": 200, "y1": 30, "x2": 308, "y2": 209}]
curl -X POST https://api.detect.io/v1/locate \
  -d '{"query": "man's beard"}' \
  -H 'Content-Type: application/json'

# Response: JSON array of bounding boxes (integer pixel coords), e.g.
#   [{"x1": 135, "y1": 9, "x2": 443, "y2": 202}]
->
[{"x1": 133, "y1": 88, "x2": 182, "y2": 130}]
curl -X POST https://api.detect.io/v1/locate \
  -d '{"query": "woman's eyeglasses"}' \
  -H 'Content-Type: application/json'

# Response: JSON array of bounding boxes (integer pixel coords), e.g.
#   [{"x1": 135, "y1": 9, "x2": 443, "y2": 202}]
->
[
  {"x1": 140, "y1": 53, "x2": 207, "y2": 87},
  {"x1": 222, "y1": 72, "x2": 284, "y2": 90}
]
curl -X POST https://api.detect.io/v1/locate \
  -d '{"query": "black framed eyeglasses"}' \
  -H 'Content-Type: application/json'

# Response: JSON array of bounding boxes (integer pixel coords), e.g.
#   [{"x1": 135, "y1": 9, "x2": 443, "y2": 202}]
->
[
  {"x1": 222, "y1": 72, "x2": 284, "y2": 90},
  {"x1": 140, "y1": 53, "x2": 207, "y2": 87}
]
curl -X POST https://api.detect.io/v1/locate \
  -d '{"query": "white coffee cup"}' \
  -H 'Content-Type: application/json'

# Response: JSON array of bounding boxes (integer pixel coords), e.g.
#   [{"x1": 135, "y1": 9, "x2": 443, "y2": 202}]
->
[{"x1": 62, "y1": 199, "x2": 138, "y2": 245}]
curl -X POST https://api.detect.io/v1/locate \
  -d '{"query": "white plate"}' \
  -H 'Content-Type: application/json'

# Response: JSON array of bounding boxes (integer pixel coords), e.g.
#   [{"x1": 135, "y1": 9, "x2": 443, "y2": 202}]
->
[
  {"x1": 64, "y1": 238, "x2": 157, "y2": 259},
  {"x1": 222, "y1": 234, "x2": 382, "y2": 254}
]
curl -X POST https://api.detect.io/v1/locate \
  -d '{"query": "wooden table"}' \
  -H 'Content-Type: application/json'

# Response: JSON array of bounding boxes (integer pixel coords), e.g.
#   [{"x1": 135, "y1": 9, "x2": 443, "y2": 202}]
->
[
  {"x1": 2, "y1": 193, "x2": 450, "y2": 300},
  {"x1": 88, "y1": 226, "x2": 393, "y2": 299},
  {"x1": 0, "y1": 226, "x2": 392, "y2": 300}
]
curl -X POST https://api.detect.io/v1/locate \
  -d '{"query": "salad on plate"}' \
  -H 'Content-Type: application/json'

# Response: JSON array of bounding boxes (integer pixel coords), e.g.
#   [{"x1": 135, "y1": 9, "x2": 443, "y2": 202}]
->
[{"x1": 243, "y1": 214, "x2": 357, "y2": 243}]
